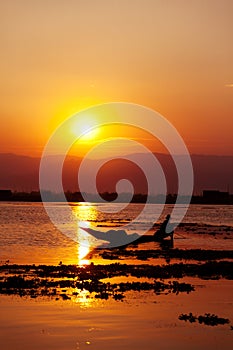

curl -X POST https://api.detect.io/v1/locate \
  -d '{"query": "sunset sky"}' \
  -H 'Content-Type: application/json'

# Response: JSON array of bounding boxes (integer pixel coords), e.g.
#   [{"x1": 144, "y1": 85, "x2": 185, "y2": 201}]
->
[{"x1": 0, "y1": 0, "x2": 233, "y2": 157}]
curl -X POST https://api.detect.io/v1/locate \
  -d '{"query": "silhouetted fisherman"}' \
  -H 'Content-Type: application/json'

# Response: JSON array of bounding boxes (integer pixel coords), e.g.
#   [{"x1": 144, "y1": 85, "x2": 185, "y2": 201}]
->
[{"x1": 154, "y1": 214, "x2": 174, "y2": 241}]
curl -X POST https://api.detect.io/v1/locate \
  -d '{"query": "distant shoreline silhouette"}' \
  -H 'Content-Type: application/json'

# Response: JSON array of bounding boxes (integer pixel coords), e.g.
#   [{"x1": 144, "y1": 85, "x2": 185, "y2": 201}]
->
[{"x1": 0, "y1": 189, "x2": 232, "y2": 204}]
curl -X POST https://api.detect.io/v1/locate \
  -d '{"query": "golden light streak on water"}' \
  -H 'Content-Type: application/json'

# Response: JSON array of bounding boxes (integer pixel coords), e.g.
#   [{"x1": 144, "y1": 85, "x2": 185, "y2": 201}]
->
[
  {"x1": 72, "y1": 288, "x2": 95, "y2": 308},
  {"x1": 72, "y1": 203, "x2": 99, "y2": 265}
]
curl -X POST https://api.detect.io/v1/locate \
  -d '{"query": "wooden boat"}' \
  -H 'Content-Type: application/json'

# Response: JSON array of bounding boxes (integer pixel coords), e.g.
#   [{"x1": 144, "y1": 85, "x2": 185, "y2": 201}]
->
[{"x1": 80, "y1": 226, "x2": 173, "y2": 246}]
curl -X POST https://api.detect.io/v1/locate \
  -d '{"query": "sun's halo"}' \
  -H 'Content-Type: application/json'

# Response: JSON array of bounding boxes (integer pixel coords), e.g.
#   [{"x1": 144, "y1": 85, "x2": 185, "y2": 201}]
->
[{"x1": 72, "y1": 117, "x2": 100, "y2": 142}]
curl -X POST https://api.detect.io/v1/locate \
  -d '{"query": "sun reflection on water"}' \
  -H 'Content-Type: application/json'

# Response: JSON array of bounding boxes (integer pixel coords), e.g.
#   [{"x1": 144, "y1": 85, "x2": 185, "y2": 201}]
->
[
  {"x1": 72, "y1": 203, "x2": 98, "y2": 265},
  {"x1": 78, "y1": 243, "x2": 90, "y2": 266},
  {"x1": 72, "y1": 288, "x2": 95, "y2": 308}
]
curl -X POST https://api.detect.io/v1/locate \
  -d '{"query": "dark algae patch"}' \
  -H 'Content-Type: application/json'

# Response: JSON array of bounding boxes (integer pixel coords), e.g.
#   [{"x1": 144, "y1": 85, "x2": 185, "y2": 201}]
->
[
  {"x1": 99, "y1": 248, "x2": 233, "y2": 262},
  {"x1": 179, "y1": 312, "x2": 230, "y2": 327},
  {"x1": 0, "y1": 248, "x2": 232, "y2": 302},
  {"x1": 0, "y1": 263, "x2": 195, "y2": 301},
  {"x1": 0, "y1": 258, "x2": 233, "y2": 301}
]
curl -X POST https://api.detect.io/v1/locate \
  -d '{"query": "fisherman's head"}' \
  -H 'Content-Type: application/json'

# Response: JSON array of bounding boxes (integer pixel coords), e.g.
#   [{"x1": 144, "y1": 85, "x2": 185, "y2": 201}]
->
[{"x1": 166, "y1": 214, "x2": 170, "y2": 220}]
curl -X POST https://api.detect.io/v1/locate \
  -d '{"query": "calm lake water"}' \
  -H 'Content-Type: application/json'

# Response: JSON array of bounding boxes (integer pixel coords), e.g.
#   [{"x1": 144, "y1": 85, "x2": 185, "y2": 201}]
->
[{"x1": 0, "y1": 202, "x2": 233, "y2": 264}]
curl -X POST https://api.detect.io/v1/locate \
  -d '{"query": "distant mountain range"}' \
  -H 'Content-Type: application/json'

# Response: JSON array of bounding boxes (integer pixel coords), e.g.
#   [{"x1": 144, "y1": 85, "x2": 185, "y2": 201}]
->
[{"x1": 0, "y1": 153, "x2": 232, "y2": 194}]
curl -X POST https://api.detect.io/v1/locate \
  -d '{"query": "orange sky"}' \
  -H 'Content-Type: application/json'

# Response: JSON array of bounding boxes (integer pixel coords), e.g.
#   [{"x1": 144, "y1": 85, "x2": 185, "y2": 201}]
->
[{"x1": 0, "y1": 0, "x2": 233, "y2": 157}]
